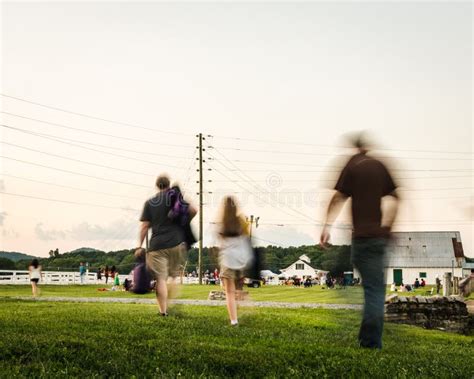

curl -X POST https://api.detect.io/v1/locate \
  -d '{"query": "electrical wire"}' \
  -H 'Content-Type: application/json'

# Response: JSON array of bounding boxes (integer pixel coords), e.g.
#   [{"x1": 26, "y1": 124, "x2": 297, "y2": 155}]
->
[
  {"x1": 1, "y1": 93, "x2": 192, "y2": 137},
  {"x1": 1, "y1": 124, "x2": 187, "y2": 169},
  {"x1": 1, "y1": 174, "x2": 144, "y2": 200},
  {"x1": 1, "y1": 140, "x2": 157, "y2": 177},
  {"x1": 1, "y1": 156, "x2": 151, "y2": 189},
  {"x1": 0, "y1": 191, "x2": 140, "y2": 211},
  {"x1": 2, "y1": 111, "x2": 194, "y2": 148},
  {"x1": 210, "y1": 134, "x2": 474, "y2": 155}
]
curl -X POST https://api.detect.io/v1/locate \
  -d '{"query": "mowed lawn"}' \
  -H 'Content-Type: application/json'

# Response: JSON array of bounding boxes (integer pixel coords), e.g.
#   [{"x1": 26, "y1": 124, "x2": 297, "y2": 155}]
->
[
  {"x1": 0, "y1": 299, "x2": 472, "y2": 378},
  {"x1": 0, "y1": 284, "x2": 441, "y2": 304}
]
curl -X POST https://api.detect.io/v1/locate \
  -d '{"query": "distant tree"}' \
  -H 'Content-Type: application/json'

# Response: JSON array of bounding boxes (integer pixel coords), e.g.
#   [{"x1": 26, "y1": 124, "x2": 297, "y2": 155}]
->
[
  {"x1": 320, "y1": 245, "x2": 352, "y2": 277},
  {"x1": 15, "y1": 260, "x2": 30, "y2": 270},
  {"x1": 54, "y1": 248, "x2": 60, "y2": 257},
  {"x1": 0, "y1": 257, "x2": 16, "y2": 270},
  {"x1": 49, "y1": 250, "x2": 54, "y2": 258}
]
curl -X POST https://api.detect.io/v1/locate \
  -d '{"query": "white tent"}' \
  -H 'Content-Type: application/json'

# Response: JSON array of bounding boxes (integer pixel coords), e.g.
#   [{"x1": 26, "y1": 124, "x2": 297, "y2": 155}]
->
[{"x1": 260, "y1": 270, "x2": 279, "y2": 278}]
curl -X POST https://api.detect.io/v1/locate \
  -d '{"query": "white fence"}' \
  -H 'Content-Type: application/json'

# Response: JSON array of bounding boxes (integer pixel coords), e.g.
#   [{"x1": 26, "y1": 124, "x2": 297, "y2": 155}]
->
[
  {"x1": 0, "y1": 270, "x2": 203, "y2": 285},
  {"x1": 0, "y1": 271, "x2": 280, "y2": 286},
  {"x1": 0, "y1": 270, "x2": 113, "y2": 285}
]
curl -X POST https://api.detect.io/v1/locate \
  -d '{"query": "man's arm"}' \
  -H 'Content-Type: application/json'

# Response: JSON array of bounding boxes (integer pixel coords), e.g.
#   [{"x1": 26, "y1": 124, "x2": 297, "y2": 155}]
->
[
  {"x1": 137, "y1": 221, "x2": 151, "y2": 249},
  {"x1": 381, "y1": 190, "x2": 399, "y2": 236},
  {"x1": 320, "y1": 191, "x2": 349, "y2": 247}
]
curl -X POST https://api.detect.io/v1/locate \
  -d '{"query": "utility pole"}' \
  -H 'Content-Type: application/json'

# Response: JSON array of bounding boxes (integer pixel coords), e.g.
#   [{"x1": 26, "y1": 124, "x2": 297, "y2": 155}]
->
[
  {"x1": 198, "y1": 133, "x2": 204, "y2": 285},
  {"x1": 246, "y1": 215, "x2": 260, "y2": 238}
]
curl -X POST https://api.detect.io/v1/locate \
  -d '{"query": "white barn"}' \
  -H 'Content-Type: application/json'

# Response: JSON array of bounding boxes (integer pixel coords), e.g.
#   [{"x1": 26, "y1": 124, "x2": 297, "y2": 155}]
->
[
  {"x1": 354, "y1": 231, "x2": 466, "y2": 285},
  {"x1": 280, "y1": 254, "x2": 327, "y2": 279}
]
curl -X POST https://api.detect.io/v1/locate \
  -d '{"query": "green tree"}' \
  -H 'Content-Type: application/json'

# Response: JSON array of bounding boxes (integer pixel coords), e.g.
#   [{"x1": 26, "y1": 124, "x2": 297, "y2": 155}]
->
[{"x1": 0, "y1": 257, "x2": 16, "y2": 270}]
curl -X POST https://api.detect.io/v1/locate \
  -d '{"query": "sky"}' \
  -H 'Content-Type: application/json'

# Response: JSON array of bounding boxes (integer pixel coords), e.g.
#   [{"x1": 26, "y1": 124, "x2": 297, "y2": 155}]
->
[{"x1": 0, "y1": 1, "x2": 472, "y2": 258}]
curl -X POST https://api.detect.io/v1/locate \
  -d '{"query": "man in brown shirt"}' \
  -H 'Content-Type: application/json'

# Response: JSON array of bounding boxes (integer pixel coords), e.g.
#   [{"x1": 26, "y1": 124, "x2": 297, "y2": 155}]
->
[{"x1": 321, "y1": 137, "x2": 399, "y2": 349}]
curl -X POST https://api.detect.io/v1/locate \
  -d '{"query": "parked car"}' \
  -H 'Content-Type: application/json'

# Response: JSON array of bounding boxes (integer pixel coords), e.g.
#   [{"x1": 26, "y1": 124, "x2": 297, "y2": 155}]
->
[{"x1": 244, "y1": 278, "x2": 262, "y2": 288}]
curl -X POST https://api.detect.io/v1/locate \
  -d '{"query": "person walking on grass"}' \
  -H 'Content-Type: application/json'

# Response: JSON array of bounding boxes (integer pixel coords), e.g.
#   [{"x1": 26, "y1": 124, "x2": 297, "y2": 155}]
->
[
  {"x1": 29, "y1": 259, "x2": 42, "y2": 297},
  {"x1": 79, "y1": 262, "x2": 86, "y2": 284},
  {"x1": 436, "y1": 276, "x2": 442, "y2": 294},
  {"x1": 320, "y1": 133, "x2": 399, "y2": 349},
  {"x1": 136, "y1": 175, "x2": 196, "y2": 316},
  {"x1": 217, "y1": 196, "x2": 253, "y2": 326}
]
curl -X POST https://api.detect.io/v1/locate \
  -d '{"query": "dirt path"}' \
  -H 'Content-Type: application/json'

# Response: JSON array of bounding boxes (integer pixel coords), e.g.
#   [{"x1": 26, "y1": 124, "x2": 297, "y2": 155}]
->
[{"x1": 5, "y1": 296, "x2": 363, "y2": 310}]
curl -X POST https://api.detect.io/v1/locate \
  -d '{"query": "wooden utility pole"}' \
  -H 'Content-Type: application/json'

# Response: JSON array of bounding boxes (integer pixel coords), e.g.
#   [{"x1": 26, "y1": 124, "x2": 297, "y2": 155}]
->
[
  {"x1": 198, "y1": 133, "x2": 203, "y2": 284},
  {"x1": 247, "y1": 215, "x2": 260, "y2": 238}
]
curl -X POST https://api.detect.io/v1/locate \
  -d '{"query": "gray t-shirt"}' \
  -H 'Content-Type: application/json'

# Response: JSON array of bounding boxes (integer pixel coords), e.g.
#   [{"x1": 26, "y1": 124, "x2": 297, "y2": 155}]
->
[{"x1": 140, "y1": 191, "x2": 185, "y2": 251}]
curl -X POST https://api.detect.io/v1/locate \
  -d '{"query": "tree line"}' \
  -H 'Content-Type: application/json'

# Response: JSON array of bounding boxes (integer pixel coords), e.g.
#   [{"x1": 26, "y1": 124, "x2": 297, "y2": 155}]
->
[{"x1": 0, "y1": 244, "x2": 353, "y2": 277}]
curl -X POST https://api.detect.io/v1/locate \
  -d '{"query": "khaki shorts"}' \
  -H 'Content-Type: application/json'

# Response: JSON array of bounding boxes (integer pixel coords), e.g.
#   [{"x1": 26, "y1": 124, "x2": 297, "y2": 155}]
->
[
  {"x1": 219, "y1": 266, "x2": 244, "y2": 281},
  {"x1": 147, "y1": 243, "x2": 187, "y2": 280}
]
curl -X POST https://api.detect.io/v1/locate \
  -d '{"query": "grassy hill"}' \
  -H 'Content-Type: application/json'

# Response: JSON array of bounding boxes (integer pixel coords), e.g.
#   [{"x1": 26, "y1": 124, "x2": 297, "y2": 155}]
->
[{"x1": 0, "y1": 251, "x2": 37, "y2": 262}]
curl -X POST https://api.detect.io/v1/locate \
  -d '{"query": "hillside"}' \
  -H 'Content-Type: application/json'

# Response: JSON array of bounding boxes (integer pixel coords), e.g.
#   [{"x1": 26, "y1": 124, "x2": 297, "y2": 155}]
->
[{"x1": 0, "y1": 251, "x2": 37, "y2": 262}]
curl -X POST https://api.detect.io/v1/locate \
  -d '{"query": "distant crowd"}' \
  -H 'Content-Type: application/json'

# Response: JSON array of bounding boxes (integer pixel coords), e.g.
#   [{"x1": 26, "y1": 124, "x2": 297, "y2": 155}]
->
[{"x1": 389, "y1": 277, "x2": 442, "y2": 294}]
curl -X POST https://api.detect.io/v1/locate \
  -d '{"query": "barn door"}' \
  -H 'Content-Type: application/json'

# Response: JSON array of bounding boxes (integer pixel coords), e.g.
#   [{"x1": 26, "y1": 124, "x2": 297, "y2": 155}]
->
[{"x1": 393, "y1": 269, "x2": 403, "y2": 286}]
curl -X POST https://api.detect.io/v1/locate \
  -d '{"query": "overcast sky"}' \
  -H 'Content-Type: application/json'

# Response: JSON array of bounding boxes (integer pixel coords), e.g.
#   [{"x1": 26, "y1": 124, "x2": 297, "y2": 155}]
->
[{"x1": 1, "y1": 1, "x2": 472, "y2": 258}]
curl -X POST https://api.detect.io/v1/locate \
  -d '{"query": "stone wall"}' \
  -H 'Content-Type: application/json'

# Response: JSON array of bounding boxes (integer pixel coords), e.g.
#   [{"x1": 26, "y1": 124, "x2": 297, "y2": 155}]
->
[
  {"x1": 385, "y1": 295, "x2": 472, "y2": 334},
  {"x1": 208, "y1": 290, "x2": 249, "y2": 301}
]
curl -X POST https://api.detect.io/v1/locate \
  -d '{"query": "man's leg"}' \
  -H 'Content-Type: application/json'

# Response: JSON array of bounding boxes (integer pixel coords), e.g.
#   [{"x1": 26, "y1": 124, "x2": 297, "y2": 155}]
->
[
  {"x1": 156, "y1": 278, "x2": 168, "y2": 314},
  {"x1": 166, "y1": 243, "x2": 187, "y2": 312},
  {"x1": 146, "y1": 250, "x2": 170, "y2": 315},
  {"x1": 352, "y1": 239, "x2": 386, "y2": 349}
]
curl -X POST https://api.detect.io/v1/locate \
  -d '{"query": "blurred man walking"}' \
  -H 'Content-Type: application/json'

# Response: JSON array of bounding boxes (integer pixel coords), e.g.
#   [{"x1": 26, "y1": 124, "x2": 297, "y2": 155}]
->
[
  {"x1": 137, "y1": 175, "x2": 196, "y2": 316},
  {"x1": 320, "y1": 134, "x2": 399, "y2": 349}
]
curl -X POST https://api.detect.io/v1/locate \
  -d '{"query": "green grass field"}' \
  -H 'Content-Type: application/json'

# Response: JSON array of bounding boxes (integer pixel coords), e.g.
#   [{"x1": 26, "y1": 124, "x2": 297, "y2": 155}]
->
[
  {"x1": 0, "y1": 284, "x2": 443, "y2": 304},
  {"x1": 0, "y1": 299, "x2": 472, "y2": 378}
]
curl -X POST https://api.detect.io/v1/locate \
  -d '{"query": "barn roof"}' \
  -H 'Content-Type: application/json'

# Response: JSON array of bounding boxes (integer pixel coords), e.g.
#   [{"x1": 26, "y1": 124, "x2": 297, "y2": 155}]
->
[{"x1": 385, "y1": 231, "x2": 465, "y2": 268}]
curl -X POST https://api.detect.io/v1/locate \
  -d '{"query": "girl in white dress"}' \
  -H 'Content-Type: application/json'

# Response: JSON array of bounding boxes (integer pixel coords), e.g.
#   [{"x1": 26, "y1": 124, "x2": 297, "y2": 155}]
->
[
  {"x1": 217, "y1": 197, "x2": 253, "y2": 326},
  {"x1": 29, "y1": 259, "x2": 42, "y2": 297}
]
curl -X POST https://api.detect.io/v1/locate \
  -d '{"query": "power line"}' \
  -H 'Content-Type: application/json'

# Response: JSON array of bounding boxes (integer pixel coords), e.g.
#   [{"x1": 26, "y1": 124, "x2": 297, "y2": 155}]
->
[
  {"x1": 208, "y1": 178, "x2": 473, "y2": 190},
  {"x1": 1, "y1": 93, "x2": 191, "y2": 137},
  {"x1": 182, "y1": 148, "x2": 198, "y2": 194},
  {"x1": 252, "y1": 236, "x2": 288, "y2": 246},
  {"x1": 1, "y1": 123, "x2": 191, "y2": 160},
  {"x1": 1, "y1": 173, "x2": 143, "y2": 200},
  {"x1": 1, "y1": 124, "x2": 187, "y2": 169},
  {"x1": 258, "y1": 220, "x2": 473, "y2": 226},
  {"x1": 211, "y1": 174, "x2": 472, "y2": 181},
  {"x1": 209, "y1": 150, "x2": 472, "y2": 172},
  {"x1": 224, "y1": 158, "x2": 342, "y2": 169},
  {"x1": 1, "y1": 155, "x2": 151, "y2": 189},
  {"x1": 0, "y1": 191, "x2": 140, "y2": 211},
  {"x1": 3, "y1": 92, "x2": 470, "y2": 156},
  {"x1": 399, "y1": 187, "x2": 474, "y2": 192},
  {"x1": 208, "y1": 165, "x2": 315, "y2": 225},
  {"x1": 1, "y1": 140, "x2": 157, "y2": 177},
  {"x1": 213, "y1": 145, "x2": 474, "y2": 161},
  {"x1": 1, "y1": 112, "x2": 194, "y2": 148},
  {"x1": 208, "y1": 149, "x2": 316, "y2": 224},
  {"x1": 210, "y1": 135, "x2": 474, "y2": 156}
]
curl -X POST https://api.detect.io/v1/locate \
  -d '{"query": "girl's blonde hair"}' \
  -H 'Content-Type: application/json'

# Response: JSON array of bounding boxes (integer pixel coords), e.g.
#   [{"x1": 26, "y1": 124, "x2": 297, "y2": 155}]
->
[{"x1": 220, "y1": 196, "x2": 243, "y2": 237}]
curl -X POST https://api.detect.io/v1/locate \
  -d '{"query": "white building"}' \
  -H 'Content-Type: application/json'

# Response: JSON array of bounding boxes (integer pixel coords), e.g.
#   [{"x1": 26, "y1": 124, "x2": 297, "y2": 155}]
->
[
  {"x1": 462, "y1": 262, "x2": 474, "y2": 277},
  {"x1": 354, "y1": 231, "x2": 466, "y2": 285},
  {"x1": 279, "y1": 254, "x2": 327, "y2": 279}
]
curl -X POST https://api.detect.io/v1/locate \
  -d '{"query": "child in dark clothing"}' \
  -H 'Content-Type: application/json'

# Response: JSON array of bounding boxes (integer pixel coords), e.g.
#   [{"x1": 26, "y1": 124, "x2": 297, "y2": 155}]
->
[
  {"x1": 131, "y1": 248, "x2": 151, "y2": 294},
  {"x1": 167, "y1": 185, "x2": 197, "y2": 248}
]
